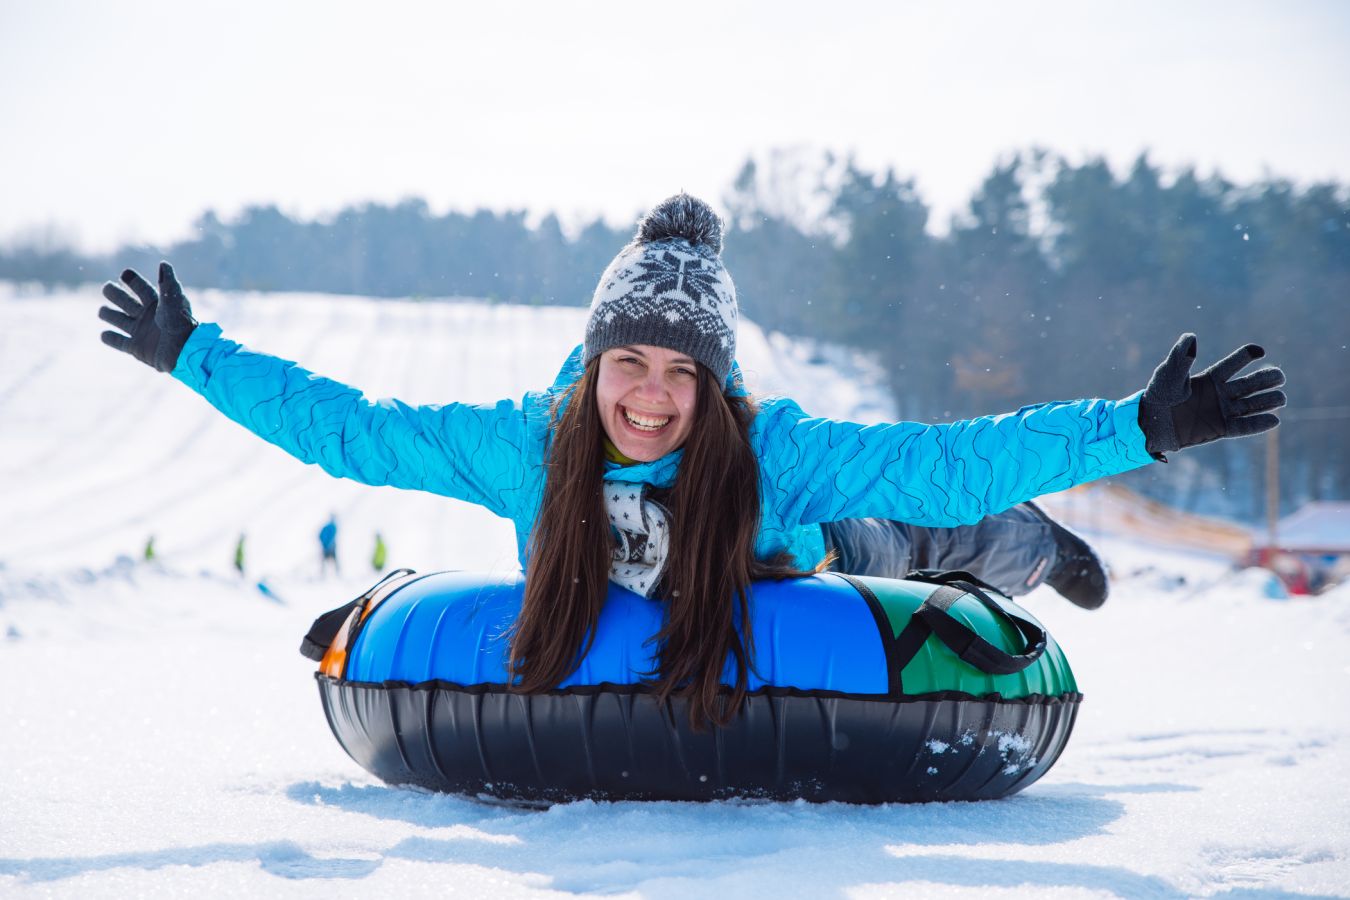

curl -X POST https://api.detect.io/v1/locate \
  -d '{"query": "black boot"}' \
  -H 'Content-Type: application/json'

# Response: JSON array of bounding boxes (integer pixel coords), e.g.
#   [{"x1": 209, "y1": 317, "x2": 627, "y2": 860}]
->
[{"x1": 1026, "y1": 502, "x2": 1109, "y2": 610}]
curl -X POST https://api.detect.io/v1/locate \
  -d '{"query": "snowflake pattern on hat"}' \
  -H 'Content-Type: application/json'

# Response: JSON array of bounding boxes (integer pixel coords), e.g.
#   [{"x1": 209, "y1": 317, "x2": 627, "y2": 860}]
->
[{"x1": 625, "y1": 247, "x2": 736, "y2": 335}]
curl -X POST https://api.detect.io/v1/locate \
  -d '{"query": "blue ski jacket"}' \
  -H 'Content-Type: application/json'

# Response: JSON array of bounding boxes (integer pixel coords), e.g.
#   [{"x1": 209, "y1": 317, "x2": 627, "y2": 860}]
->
[
  {"x1": 172, "y1": 323, "x2": 1154, "y2": 569},
  {"x1": 319, "y1": 520, "x2": 337, "y2": 552}
]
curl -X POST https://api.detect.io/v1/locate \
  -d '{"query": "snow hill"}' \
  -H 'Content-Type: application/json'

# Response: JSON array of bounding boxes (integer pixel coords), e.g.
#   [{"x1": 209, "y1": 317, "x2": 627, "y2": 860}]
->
[{"x1": 1, "y1": 285, "x2": 1348, "y2": 898}]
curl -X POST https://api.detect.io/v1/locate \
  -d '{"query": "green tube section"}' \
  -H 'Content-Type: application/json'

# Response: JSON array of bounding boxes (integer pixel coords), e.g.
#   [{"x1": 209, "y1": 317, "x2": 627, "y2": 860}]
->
[{"x1": 852, "y1": 575, "x2": 1079, "y2": 698}]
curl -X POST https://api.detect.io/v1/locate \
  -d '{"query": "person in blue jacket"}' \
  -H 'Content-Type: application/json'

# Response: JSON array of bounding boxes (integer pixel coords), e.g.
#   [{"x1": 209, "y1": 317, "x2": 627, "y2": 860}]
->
[
  {"x1": 97, "y1": 194, "x2": 1285, "y2": 727},
  {"x1": 318, "y1": 514, "x2": 339, "y2": 575}
]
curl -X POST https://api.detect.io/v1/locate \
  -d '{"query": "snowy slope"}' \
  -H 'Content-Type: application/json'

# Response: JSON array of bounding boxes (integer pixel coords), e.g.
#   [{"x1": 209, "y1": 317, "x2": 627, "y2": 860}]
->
[{"x1": 1, "y1": 286, "x2": 1348, "y2": 898}]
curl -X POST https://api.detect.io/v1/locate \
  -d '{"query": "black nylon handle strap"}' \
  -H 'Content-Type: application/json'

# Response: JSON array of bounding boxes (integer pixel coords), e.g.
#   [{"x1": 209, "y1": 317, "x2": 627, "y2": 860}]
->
[
  {"x1": 298, "y1": 567, "x2": 419, "y2": 661},
  {"x1": 916, "y1": 582, "x2": 1047, "y2": 675},
  {"x1": 905, "y1": 568, "x2": 1005, "y2": 596},
  {"x1": 299, "y1": 599, "x2": 361, "y2": 661}
]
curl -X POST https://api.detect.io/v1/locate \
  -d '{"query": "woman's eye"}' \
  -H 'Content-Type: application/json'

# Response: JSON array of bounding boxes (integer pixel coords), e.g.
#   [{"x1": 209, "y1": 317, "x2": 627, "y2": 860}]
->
[{"x1": 673, "y1": 368, "x2": 696, "y2": 379}]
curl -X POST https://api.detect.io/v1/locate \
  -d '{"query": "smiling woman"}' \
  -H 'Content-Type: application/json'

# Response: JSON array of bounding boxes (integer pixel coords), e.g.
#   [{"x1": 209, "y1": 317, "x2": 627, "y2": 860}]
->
[{"x1": 97, "y1": 192, "x2": 1284, "y2": 738}]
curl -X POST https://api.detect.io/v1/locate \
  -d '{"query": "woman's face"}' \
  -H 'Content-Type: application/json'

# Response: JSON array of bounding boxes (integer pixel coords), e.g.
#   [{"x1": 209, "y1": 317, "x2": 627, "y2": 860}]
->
[{"x1": 595, "y1": 345, "x2": 699, "y2": 462}]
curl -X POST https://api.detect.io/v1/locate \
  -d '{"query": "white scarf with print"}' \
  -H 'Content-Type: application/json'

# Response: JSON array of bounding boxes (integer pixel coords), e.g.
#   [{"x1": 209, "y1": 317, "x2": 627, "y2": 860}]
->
[{"x1": 605, "y1": 482, "x2": 671, "y2": 597}]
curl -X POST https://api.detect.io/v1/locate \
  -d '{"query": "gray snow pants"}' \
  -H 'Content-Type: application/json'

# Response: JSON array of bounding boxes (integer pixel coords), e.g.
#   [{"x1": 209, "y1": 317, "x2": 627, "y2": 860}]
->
[{"x1": 820, "y1": 503, "x2": 1056, "y2": 597}]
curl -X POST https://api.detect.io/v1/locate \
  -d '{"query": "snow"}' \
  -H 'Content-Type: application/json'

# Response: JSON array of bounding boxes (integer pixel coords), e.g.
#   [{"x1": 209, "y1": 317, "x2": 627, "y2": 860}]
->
[{"x1": 2, "y1": 286, "x2": 1348, "y2": 898}]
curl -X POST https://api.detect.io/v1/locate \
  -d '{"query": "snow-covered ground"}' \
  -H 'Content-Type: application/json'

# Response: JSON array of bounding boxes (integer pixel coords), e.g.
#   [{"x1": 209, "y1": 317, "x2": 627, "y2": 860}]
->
[{"x1": 1, "y1": 286, "x2": 1347, "y2": 898}]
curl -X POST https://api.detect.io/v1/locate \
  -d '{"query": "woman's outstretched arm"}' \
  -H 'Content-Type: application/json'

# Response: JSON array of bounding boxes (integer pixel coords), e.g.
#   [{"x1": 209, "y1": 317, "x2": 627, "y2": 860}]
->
[
  {"x1": 98, "y1": 263, "x2": 535, "y2": 519},
  {"x1": 756, "y1": 334, "x2": 1284, "y2": 530}
]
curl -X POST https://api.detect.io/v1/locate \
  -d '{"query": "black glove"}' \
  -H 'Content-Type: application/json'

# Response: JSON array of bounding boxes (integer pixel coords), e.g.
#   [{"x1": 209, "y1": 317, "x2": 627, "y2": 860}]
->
[
  {"x1": 99, "y1": 262, "x2": 198, "y2": 373},
  {"x1": 1138, "y1": 333, "x2": 1286, "y2": 461}
]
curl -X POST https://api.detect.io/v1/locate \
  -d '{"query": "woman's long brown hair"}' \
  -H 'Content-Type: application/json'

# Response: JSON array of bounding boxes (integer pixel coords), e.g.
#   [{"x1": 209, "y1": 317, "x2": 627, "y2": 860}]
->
[{"x1": 510, "y1": 359, "x2": 805, "y2": 728}]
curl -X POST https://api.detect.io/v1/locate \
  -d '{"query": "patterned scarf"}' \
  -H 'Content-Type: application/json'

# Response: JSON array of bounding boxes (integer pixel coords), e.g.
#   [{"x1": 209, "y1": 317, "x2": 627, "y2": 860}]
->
[{"x1": 604, "y1": 481, "x2": 671, "y2": 597}]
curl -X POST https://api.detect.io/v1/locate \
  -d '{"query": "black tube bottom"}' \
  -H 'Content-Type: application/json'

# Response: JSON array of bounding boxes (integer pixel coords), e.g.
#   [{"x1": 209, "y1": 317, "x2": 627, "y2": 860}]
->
[{"x1": 318, "y1": 676, "x2": 1080, "y2": 804}]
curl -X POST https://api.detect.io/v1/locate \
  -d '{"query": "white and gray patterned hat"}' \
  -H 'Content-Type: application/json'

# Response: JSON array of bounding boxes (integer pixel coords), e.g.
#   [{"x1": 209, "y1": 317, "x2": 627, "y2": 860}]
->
[{"x1": 583, "y1": 194, "x2": 738, "y2": 384}]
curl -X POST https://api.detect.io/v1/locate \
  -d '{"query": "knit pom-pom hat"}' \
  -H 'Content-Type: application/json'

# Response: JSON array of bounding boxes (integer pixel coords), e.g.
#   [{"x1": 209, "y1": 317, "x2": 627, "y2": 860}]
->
[{"x1": 583, "y1": 193, "x2": 738, "y2": 384}]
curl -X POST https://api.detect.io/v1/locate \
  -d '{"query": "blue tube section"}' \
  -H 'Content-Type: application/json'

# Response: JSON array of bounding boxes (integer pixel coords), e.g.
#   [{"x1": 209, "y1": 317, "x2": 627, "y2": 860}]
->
[{"x1": 346, "y1": 572, "x2": 889, "y2": 694}]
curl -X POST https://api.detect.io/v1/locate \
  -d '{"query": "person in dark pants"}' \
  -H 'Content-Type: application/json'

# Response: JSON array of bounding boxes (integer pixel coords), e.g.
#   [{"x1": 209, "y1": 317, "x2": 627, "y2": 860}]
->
[{"x1": 319, "y1": 515, "x2": 339, "y2": 576}]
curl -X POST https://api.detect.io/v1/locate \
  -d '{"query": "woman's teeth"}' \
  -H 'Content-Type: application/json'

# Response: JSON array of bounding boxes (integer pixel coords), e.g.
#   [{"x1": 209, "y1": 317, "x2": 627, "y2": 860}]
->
[{"x1": 624, "y1": 409, "x2": 670, "y2": 431}]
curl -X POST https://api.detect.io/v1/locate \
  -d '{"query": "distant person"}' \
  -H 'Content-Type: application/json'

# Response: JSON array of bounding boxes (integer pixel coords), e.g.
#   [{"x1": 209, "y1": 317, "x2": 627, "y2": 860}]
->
[
  {"x1": 372, "y1": 532, "x2": 387, "y2": 573},
  {"x1": 143, "y1": 535, "x2": 156, "y2": 562},
  {"x1": 234, "y1": 534, "x2": 246, "y2": 577},
  {"x1": 319, "y1": 514, "x2": 339, "y2": 576},
  {"x1": 97, "y1": 194, "x2": 1285, "y2": 727}
]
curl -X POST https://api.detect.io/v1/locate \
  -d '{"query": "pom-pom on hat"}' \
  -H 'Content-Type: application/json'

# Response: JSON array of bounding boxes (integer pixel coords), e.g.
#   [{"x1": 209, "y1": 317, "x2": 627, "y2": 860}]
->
[{"x1": 583, "y1": 193, "x2": 738, "y2": 384}]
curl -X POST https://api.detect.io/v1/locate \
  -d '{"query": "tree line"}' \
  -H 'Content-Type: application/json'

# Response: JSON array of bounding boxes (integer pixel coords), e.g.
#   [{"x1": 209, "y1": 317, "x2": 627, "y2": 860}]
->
[{"x1": 4, "y1": 150, "x2": 1346, "y2": 521}]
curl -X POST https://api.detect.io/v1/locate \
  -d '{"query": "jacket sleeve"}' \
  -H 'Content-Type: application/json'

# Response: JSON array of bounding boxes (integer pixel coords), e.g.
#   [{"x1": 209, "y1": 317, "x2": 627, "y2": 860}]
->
[
  {"x1": 171, "y1": 323, "x2": 531, "y2": 519},
  {"x1": 755, "y1": 394, "x2": 1155, "y2": 529}
]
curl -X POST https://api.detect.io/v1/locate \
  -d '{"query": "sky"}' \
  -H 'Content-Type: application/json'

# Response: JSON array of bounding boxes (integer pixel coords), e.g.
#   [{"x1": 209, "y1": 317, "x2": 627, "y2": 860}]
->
[{"x1": 2, "y1": 0, "x2": 1348, "y2": 253}]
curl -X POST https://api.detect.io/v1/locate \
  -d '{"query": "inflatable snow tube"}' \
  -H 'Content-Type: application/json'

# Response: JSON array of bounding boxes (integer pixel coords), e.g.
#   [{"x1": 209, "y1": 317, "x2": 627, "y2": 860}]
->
[{"x1": 305, "y1": 569, "x2": 1081, "y2": 804}]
